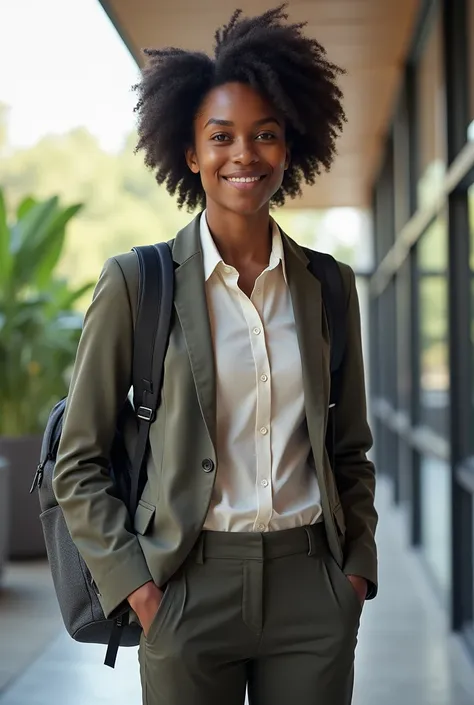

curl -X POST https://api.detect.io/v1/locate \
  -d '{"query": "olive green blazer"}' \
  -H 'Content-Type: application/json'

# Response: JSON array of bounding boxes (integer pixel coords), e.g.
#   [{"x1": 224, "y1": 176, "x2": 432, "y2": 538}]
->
[{"x1": 53, "y1": 214, "x2": 378, "y2": 619}]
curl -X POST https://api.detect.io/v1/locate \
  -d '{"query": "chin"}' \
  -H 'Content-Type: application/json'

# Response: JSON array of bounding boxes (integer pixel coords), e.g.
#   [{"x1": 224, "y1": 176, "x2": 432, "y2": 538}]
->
[{"x1": 220, "y1": 194, "x2": 271, "y2": 217}]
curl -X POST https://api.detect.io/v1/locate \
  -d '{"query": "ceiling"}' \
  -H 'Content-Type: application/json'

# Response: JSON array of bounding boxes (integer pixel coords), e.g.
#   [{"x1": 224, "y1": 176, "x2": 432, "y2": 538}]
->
[{"x1": 99, "y1": 0, "x2": 420, "y2": 209}]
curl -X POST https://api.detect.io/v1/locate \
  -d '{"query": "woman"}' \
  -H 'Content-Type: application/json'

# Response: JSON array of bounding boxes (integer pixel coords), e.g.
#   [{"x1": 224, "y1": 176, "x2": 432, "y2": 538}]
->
[{"x1": 54, "y1": 5, "x2": 378, "y2": 704}]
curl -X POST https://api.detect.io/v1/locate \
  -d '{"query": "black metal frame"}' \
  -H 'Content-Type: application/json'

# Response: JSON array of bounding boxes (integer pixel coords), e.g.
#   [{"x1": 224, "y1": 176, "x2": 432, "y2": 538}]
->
[
  {"x1": 444, "y1": 0, "x2": 474, "y2": 636},
  {"x1": 370, "y1": 0, "x2": 474, "y2": 656}
]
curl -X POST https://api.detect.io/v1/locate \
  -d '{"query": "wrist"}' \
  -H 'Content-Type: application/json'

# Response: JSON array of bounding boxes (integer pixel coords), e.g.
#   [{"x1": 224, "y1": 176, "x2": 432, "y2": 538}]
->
[{"x1": 127, "y1": 580, "x2": 158, "y2": 610}]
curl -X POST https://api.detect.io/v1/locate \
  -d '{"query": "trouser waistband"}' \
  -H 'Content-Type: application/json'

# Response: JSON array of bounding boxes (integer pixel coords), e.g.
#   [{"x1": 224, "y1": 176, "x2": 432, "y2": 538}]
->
[{"x1": 192, "y1": 522, "x2": 327, "y2": 564}]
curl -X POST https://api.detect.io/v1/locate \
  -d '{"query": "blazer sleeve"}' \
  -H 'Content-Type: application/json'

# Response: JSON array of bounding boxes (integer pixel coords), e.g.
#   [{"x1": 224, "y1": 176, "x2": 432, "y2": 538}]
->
[
  {"x1": 53, "y1": 256, "x2": 153, "y2": 618},
  {"x1": 335, "y1": 263, "x2": 378, "y2": 598}
]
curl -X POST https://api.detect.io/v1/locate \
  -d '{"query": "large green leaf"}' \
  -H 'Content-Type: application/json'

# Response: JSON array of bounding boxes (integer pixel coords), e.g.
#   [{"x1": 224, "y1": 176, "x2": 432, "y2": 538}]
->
[
  {"x1": 35, "y1": 203, "x2": 83, "y2": 290},
  {"x1": 0, "y1": 188, "x2": 12, "y2": 288},
  {"x1": 10, "y1": 196, "x2": 58, "y2": 254},
  {"x1": 0, "y1": 190, "x2": 85, "y2": 435},
  {"x1": 9, "y1": 197, "x2": 59, "y2": 294},
  {"x1": 16, "y1": 195, "x2": 37, "y2": 221},
  {"x1": 52, "y1": 280, "x2": 94, "y2": 311}
]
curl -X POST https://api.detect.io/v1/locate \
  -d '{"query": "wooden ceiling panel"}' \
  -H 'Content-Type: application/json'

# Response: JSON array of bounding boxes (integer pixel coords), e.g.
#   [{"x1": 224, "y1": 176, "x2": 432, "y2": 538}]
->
[{"x1": 100, "y1": 0, "x2": 420, "y2": 208}]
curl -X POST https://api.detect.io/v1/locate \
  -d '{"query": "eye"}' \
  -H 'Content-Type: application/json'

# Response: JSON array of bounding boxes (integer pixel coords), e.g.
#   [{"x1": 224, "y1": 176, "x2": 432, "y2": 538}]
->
[
  {"x1": 256, "y1": 132, "x2": 276, "y2": 141},
  {"x1": 211, "y1": 133, "x2": 231, "y2": 142}
]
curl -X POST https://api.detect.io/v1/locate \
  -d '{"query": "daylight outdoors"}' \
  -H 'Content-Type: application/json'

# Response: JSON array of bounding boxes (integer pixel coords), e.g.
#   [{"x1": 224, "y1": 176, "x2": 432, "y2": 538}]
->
[{"x1": 1, "y1": 1, "x2": 474, "y2": 705}]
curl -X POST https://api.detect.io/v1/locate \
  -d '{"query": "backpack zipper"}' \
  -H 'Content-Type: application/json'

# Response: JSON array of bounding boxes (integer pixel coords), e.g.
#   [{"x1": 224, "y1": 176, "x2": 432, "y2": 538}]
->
[{"x1": 29, "y1": 455, "x2": 51, "y2": 494}]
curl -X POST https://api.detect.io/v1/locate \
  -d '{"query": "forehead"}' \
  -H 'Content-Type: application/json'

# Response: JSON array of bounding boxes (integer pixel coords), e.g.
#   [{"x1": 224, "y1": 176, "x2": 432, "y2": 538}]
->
[{"x1": 196, "y1": 82, "x2": 278, "y2": 124}]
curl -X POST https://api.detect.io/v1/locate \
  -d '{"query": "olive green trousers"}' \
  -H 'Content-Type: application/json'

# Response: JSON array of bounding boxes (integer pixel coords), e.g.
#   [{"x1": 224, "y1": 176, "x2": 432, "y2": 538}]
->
[{"x1": 138, "y1": 523, "x2": 362, "y2": 705}]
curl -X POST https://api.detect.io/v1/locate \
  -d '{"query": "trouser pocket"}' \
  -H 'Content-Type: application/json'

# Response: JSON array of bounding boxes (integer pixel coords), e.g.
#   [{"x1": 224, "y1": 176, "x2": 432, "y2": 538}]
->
[
  {"x1": 324, "y1": 554, "x2": 363, "y2": 617},
  {"x1": 144, "y1": 575, "x2": 182, "y2": 645}
]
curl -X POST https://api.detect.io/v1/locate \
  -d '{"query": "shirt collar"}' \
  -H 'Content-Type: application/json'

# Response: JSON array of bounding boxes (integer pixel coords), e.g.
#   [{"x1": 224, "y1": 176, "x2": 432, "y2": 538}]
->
[{"x1": 199, "y1": 210, "x2": 287, "y2": 283}]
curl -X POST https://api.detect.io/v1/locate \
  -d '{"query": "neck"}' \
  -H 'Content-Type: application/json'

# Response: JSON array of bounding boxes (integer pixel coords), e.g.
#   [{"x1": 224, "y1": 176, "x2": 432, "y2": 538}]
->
[{"x1": 204, "y1": 202, "x2": 272, "y2": 270}]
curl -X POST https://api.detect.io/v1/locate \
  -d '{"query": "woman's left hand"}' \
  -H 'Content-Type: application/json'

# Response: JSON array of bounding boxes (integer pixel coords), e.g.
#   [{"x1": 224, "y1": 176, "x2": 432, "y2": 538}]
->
[{"x1": 346, "y1": 574, "x2": 368, "y2": 605}]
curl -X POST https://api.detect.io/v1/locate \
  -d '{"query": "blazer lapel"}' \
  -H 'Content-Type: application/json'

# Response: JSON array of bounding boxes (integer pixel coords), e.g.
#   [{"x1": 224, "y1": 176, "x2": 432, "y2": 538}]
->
[
  {"x1": 172, "y1": 214, "x2": 217, "y2": 448},
  {"x1": 282, "y1": 234, "x2": 328, "y2": 468}
]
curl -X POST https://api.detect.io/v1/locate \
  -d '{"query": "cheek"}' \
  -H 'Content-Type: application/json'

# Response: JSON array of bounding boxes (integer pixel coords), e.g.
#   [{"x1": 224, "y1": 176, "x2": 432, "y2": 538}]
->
[
  {"x1": 268, "y1": 145, "x2": 288, "y2": 172},
  {"x1": 199, "y1": 150, "x2": 225, "y2": 180}
]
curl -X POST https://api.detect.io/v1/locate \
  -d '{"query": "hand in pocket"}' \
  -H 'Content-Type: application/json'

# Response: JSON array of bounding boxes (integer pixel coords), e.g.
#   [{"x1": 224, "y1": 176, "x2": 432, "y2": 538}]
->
[{"x1": 127, "y1": 581, "x2": 164, "y2": 637}]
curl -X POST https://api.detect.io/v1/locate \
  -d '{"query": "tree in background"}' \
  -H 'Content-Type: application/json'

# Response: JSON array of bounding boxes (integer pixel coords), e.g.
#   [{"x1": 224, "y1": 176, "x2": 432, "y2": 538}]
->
[{"x1": 0, "y1": 114, "x2": 362, "y2": 312}]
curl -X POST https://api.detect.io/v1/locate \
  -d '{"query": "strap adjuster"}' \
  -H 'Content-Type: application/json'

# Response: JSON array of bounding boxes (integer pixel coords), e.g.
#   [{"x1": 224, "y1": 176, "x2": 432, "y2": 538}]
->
[{"x1": 137, "y1": 406, "x2": 154, "y2": 422}]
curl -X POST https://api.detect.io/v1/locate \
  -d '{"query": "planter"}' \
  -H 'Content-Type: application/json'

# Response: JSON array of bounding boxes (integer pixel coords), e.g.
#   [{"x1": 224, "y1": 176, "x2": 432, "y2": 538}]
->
[
  {"x1": 0, "y1": 436, "x2": 45, "y2": 559},
  {"x1": 0, "y1": 456, "x2": 9, "y2": 580}
]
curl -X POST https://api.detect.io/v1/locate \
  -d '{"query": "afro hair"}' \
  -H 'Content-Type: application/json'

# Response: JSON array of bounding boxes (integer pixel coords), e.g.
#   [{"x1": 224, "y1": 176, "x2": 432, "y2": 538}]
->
[{"x1": 132, "y1": 4, "x2": 346, "y2": 211}]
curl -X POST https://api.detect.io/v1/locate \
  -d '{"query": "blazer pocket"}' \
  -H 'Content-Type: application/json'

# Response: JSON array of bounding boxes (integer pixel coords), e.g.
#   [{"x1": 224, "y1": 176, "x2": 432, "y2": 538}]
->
[
  {"x1": 134, "y1": 500, "x2": 156, "y2": 535},
  {"x1": 333, "y1": 502, "x2": 346, "y2": 537}
]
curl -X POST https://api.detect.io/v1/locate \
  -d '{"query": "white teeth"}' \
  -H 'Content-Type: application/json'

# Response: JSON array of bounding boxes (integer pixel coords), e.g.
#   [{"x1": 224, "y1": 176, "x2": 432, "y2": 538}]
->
[{"x1": 227, "y1": 176, "x2": 261, "y2": 183}]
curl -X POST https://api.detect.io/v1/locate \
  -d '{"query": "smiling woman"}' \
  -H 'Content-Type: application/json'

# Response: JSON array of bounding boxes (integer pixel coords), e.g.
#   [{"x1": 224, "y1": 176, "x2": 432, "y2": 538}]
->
[
  {"x1": 52, "y1": 5, "x2": 378, "y2": 705},
  {"x1": 132, "y1": 4, "x2": 346, "y2": 212}
]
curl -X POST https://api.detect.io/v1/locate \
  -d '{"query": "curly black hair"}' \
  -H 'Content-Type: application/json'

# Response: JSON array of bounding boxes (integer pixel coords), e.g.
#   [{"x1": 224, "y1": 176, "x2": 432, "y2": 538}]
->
[{"x1": 132, "y1": 4, "x2": 346, "y2": 211}]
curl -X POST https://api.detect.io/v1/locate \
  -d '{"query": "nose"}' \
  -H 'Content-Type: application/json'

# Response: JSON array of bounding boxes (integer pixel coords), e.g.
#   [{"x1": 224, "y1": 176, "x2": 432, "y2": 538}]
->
[{"x1": 231, "y1": 136, "x2": 259, "y2": 165}]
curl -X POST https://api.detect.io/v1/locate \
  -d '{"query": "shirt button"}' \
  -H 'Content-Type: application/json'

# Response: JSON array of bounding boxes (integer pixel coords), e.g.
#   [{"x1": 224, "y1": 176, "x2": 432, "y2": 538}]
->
[
  {"x1": 253, "y1": 327, "x2": 261, "y2": 335},
  {"x1": 260, "y1": 374, "x2": 268, "y2": 383},
  {"x1": 255, "y1": 288, "x2": 262, "y2": 295},
  {"x1": 260, "y1": 427, "x2": 268, "y2": 435},
  {"x1": 223, "y1": 265, "x2": 232, "y2": 273},
  {"x1": 258, "y1": 524, "x2": 266, "y2": 531},
  {"x1": 261, "y1": 479, "x2": 269, "y2": 487}
]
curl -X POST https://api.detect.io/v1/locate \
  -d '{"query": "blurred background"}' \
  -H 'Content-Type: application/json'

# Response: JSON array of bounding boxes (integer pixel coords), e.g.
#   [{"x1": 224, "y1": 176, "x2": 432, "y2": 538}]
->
[{"x1": 0, "y1": 0, "x2": 474, "y2": 703}]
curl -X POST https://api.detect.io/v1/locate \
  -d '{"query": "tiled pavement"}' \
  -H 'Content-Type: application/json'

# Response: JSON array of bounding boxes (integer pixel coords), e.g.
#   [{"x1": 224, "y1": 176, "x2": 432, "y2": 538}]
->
[{"x1": 1, "y1": 477, "x2": 474, "y2": 705}]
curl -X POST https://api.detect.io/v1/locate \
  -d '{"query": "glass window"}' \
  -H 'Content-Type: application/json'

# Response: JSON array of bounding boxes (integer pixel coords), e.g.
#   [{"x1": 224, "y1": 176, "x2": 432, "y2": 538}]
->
[
  {"x1": 378, "y1": 284, "x2": 397, "y2": 406},
  {"x1": 420, "y1": 455, "x2": 451, "y2": 596},
  {"x1": 469, "y1": 185, "x2": 474, "y2": 451},
  {"x1": 374, "y1": 144, "x2": 395, "y2": 262},
  {"x1": 396, "y1": 260, "x2": 411, "y2": 413},
  {"x1": 468, "y1": 0, "x2": 474, "y2": 140},
  {"x1": 472, "y1": 278, "x2": 474, "y2": 451},
  {"x1": 416, "y1": 9, "x2": 446, "y2": 209},
  {"x1": 470, "y1": 184, "x2": 474, "y2": 271},
  {"x1": 418, "y1": 217, "x2": 449, "y2": 436},
  {"x1": 393, "y1": 89, "x2": 411, "y2": 233}
]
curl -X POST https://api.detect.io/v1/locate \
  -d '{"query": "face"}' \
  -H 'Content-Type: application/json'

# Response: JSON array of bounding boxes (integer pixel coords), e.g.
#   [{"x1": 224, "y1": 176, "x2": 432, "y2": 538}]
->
[{"x1": 186, "y1": 82, "x2": 289, "y2": 216}]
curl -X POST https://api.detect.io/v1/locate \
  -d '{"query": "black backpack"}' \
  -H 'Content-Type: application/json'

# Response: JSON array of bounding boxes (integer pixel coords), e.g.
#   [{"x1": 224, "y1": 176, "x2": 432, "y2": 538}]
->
[
  {"x1": 31, "y1": 242, "x2": 174, "y2": 668},
  {"x1": 31, "y1": 242, "x2": 345, "y2": 669}
]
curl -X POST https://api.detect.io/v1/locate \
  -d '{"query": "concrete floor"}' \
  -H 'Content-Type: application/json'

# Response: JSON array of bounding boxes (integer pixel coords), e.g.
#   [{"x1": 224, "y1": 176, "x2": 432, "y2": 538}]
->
[{"x1": 1, "y1": 478, "x2": 474, "y2": 704}]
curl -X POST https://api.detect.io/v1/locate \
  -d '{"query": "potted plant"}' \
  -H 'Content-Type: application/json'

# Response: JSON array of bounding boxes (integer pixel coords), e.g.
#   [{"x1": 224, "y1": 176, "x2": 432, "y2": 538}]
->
[{"x1": 0, "y1": 188, "x2": 93, "y2": 558}]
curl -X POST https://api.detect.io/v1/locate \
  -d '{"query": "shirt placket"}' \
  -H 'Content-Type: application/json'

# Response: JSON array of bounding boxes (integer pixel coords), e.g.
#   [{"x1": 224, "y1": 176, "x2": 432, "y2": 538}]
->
[{"x1": 239, "y1": 276, "x2": 273, "y2": 532}]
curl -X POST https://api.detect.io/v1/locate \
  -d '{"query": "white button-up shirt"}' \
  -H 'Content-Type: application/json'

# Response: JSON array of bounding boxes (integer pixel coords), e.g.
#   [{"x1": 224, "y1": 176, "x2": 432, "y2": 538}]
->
[{"x1": 200, "y1": 212, "x2": 322, "y2": 532}]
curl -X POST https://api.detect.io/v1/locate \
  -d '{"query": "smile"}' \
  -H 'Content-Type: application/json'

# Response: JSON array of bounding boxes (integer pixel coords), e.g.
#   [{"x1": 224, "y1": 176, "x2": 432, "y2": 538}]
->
[
  {"x1": 226, "y1": 176, "x2": 263, "y2": 183},
  {"x1": 222, "y1": 175, "x2": 267, "y2": 190}
]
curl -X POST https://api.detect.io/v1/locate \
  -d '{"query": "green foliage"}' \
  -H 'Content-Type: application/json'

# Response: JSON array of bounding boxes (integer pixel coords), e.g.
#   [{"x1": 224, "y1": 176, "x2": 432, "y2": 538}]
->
[
  {"x1": 0, "y1": 119, "x2": 370, "y2": 438},
  {"x1": 0, "y1": 128, "x2": 192, "y2": 303},
  {"x1": 0, "y1": 188, "x2": 93, "y2": 436},
  {"x1": 0, "y1": 125, "x2": 364, "y2": 312}
]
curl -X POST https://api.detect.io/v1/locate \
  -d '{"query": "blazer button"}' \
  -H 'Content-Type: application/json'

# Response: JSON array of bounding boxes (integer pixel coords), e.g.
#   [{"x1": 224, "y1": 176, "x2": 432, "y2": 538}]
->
[{"x1": 202, "y1": 458, "x2": 214, "y2": 473}]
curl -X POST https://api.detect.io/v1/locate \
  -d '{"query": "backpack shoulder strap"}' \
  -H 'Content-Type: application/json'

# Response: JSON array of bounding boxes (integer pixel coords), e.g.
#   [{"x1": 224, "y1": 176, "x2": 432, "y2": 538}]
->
[
  {"x1": 129, "y1": 241, "x2": 174, "y2": 515},
  {"x1": 301, "y1": 248, "x2": 346, "y2": 406},
  {"x1": 105, "y1": 242, "x2": 174, "y2": 669}
]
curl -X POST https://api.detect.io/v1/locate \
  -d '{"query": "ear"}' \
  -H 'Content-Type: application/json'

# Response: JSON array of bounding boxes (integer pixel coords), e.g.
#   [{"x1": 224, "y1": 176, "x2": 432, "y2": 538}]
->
[{"x1": 185, "y1": 146, "x2": 200, "y2": 174}]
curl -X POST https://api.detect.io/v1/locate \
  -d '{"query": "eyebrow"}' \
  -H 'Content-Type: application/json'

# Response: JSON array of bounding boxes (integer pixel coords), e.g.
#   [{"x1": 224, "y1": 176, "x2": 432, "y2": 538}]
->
[{"x1": 204, "y1": 116, "x2": 281, "y2": 129}]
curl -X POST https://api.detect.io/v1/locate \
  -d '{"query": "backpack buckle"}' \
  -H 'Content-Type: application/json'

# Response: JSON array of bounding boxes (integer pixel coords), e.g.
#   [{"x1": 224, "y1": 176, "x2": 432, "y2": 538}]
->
[{"x1": 137, "y1": 406, "x2": 155, "y2": 422}]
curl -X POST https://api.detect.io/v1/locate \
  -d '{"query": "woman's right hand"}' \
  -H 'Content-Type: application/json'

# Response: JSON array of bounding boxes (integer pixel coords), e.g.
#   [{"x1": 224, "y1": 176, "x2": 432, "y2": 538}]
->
[{"x1": 127, "y1": 581, "x2": 164, "y2": 637}]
